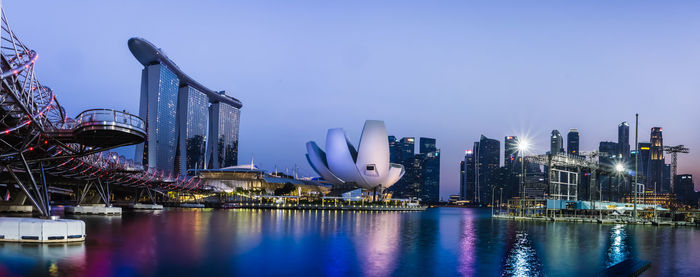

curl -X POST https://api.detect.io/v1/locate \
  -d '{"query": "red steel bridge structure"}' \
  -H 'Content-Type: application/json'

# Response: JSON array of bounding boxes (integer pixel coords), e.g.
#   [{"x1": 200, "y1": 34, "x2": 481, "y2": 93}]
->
[{"x1": 0, "y1": 8, "x2": 204, "y2": 217}]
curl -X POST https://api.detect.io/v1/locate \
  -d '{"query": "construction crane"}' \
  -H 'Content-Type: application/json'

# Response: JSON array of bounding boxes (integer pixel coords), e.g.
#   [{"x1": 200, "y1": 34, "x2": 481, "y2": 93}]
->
[{"x1": 664, "y1": 145, "x2": 690, "y2": 192}]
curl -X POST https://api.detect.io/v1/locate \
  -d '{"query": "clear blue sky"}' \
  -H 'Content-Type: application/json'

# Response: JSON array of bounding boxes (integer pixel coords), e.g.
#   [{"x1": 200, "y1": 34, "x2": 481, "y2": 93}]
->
[{"x1": 6, "y1": 0, "x2": 700, "y2": 198}]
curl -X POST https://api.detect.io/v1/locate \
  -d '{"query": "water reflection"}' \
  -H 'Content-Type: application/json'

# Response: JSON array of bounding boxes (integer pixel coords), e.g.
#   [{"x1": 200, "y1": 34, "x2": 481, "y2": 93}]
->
[
  {"x1": 457, "y1": 209, "x2": 476, "y2": 276},
  {"x1": 1, "y1": 208, "x2": 699, "y2": 276},
  {"x1": 603, "y1": 224, "x2": 632, "y2": 268},
  {"x1": 502, "y1": 230, "x2": 542, "y2": 277}
]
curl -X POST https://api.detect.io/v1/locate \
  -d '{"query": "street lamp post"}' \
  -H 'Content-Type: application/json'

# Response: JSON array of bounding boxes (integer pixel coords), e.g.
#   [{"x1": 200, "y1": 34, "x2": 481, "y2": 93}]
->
[
  {"x1": 499, "y1": 187, "x2": 503, "y2": 215},
  {"x1": 634, "y1": 113, "x2": 639, "y2": 221},
  {"x1": 491, "y1": 185, "x2": 495, "y2": 216}
]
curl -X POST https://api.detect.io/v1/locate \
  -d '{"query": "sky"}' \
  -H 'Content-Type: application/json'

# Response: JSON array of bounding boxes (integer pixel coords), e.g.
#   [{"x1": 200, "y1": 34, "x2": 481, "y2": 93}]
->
[{"x1": 5, "y1": 0, "x2": 700, "y2": 198}]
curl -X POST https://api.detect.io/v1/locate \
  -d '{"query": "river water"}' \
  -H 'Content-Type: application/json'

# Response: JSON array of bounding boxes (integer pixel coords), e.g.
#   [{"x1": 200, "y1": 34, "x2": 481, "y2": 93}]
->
[{"x1": 0, "y1": 207, "x2": 698, "y2": 276}]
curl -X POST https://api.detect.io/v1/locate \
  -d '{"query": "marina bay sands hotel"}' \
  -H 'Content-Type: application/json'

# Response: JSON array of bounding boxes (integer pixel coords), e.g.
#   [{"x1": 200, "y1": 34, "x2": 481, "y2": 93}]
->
[{"x1": 128, "y1": 37, "x2": 242, "y2": 176}]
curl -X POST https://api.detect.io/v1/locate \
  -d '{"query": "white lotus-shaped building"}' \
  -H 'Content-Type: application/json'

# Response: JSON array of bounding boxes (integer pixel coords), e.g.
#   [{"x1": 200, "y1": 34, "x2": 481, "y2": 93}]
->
[{"x1": 305, "y1": 120, "x2": 405, "y2": 190}]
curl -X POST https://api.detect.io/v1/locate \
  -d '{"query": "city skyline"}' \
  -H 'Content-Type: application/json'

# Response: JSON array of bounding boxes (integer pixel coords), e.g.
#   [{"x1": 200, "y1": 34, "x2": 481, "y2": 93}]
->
[{"x1": 7, "y1": 0, "x2": 700, "y2": 198}]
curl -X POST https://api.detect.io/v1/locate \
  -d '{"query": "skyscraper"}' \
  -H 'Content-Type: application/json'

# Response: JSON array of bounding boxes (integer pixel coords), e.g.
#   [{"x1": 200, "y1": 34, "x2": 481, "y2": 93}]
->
[
  {"x1": 598, "y1": 141, "x2": 619, "y2": 168},
  {"x1": 420, "y1": 150, "x2": 440, "y2": 203},
  {"x1": 635, "y1": 142, "x2": 651, "y2": 186},
  {"x1": 419, "y1": 137, "x2": 437, "y2": 154},
  {"x1": 388, "y1": 136, "x2": 400, "y2": 163},
  {"x1": 618, "y1": 122, "x2": 630, "y2": 163},
  {"x1": 129, "y1": 37, "x2": 243, "y2": 176},
  {"x1": 649, "y1": 127, "x2": 665, "y2": 192},
  {"x1": 400, "y1": 137, "x2": 415, "y2": 161},
  {"x1": 207, "y1": 98, "x2": 241, "y2": 169},
  {"x1": 478, "y1": 135, "x2": 500, "y2": 204},
  {"x1": 135, "y1": 62, "x2": 180, "y2": 174},
  {"x1": 504, "y1": 136, "x2": 518, "y2": 171},
  {"x1": 176, "y1": 85, "x2": 208, "y2": 175},
  {"x1": 567, "y1": 129, "x2": 579, "y2": 156},
  {"x1": 461, "y1": 150, "x2": 475, "y2": 201},
  {"x1": 388, "y1": 136, "x2": 439, "y2": 203},
  {"x1": 550, "y1": 130, "x2": 564, "y2": 155}
]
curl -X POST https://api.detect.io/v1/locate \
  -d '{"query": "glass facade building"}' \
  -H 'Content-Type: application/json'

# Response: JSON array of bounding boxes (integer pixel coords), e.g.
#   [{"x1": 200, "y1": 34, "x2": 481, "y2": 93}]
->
[
  {"x1": 208, "y1": 100, "x2": 241, "y2": 169},
  {"x1": 136, "y1": 64, "x2": 180, "y2": 175},
  {"x1": 177, "y1": 85, "x2": 209, "y2": 175},
  {"x1": 567, "y1": 129, "x2": 579, "y2": 156},
  {"x1": 649, "y1": 127, "x2": 665, "y2": 192},
  {"x1": 129, "y1": 37, "x2": 243, "y2": 176}
]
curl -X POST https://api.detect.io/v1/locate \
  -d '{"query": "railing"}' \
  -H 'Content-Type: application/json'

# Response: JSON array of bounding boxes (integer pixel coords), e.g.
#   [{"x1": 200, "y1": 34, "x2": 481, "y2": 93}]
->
[{"x1": 75, "y1": 109, "x2": 145, "y2": 131}]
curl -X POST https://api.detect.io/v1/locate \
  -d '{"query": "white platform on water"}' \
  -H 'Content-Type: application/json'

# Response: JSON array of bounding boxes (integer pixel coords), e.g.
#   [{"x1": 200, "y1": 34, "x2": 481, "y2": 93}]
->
[
  {"x1": 0, "y1": 217, "x2": 85, "y2": 243},
  {"x1": 180, "y1": 203, "x2": 205, "y2": 208},
  {"x1": 65, "y1": 205, "x2": 122, "y2": 215},
  {"x1": 0, "y1": 205, "x2": 33, "y2": 213},
  {"x1": 129, "y1": 203, "x2": 164, "y2": 210}
]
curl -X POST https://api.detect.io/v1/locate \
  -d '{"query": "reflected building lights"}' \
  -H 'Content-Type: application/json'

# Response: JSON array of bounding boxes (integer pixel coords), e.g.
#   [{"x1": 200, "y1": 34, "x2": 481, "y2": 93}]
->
[{"x1": 502, "y1": 231, "x2": 542, "y2": 277}]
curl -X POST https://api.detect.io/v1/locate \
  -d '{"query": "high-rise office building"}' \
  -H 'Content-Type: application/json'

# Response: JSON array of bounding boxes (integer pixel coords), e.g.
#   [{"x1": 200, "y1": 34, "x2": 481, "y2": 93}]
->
[
  {"x1": 618, "y1": 122, "x2": 630, "y2": 163},
  {"x1": 675, "y1": 174, "x2": 697, "y2": 205},
  {"x1": 420, "y1": 137, "x2": 436, "y2": 154},
  {"x1": 567, "y1": 129, "x2": 579, "y2": 156},
  {"x1": 129, "y1": 37, "x2": 243, "y2": 176},
  {"x1": 388, "y1": 136, "x2": 400, "y2": 163},
  {"x1": 388, "y1": 136, "x2": 439, "y2": 203},
  {"x1": 477, "y1": 135, "x2": 500, "y2": 204},
  {"x1": 504, "y1": 136, "x2": 518, "y2": 171},
  {"x1": 461, "y1": 150, "x2": 475, "y2": 201},
  {"x1": 635, "y1": 142, "x2": 651, "y2": 186},
  {"x1": 400, "y1": 137, "x2": 415, "y2": 161},
  {"x1": 598, "y1": 141, "x2": 618, "y2": 168},
  {"x1": 459, "y1": 160, "x2": 465, "y2": 200},
  {"x1": 649, "y1": 127, "x2": 665, "y2": 192},
  {"x1": 420, "y1": 150, "x2": 440, "y2": 203},
  {"x1": 550, "y1": 130, "x2": 564, "y2": 155}
]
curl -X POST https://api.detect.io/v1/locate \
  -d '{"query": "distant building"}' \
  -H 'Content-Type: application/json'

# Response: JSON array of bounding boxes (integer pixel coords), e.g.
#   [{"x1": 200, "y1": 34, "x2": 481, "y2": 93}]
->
[
  {"x1": 387, "y1": 136, "x2": 440, "y2": 203},
  {"x1": 598, "y1": 141, "x2": 619, "y2": 168},
  {"x1": 420, "y1": 150, "x2": 440, "y2": 203},
  {"x1": 477, "y1": 135, "x2": 500, "y2": 204},
  {"x1": 618, "y1": 122, "x2": 630, "y2": 163},
  {"x1": 633, "y1": 142, "x2": 651, "y2": 186},
  {"x1": 567, "y1": 129, "x2": 579, "y2": 156},
  {"x1": 400, "y1": 137, "x2": 415, "y2": 161},
  {"x1": 388, "y1": 136, "x2": 401, "y2": 163},
  {"x1": 420, "y1": 137, "x2": 437, "y2": 154},
  {"x1": 459, "y1": 160, "x2": 465, "y2": 200},
  {"x1": 550, "y1": 130, "x2": 564, "y2": 155},
  {"x1": 675, "y1": 174, "x2": 697, "y2": 206},
  {"x1": 462, "y1": 150, "x2": 476, "y2": 201},
  {"x1": 649, "y1": 127, "x2": 665, "y2": 192},
  {"x1": 504, "y1": 136, "x2": 518, "y2": 171}
]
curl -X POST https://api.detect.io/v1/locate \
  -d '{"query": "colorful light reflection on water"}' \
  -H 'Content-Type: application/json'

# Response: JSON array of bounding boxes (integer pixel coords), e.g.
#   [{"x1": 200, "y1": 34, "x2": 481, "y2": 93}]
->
[{"x1": 0, "y1": 208, "x2": 698, "y2": 276}]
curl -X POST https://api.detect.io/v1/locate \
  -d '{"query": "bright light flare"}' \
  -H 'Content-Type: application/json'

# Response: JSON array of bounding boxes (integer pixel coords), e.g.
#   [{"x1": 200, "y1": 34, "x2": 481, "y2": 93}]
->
[
  {"x1": 517, "y1": 139, "x2": 530, "y2": 152},
  {"x1": 615, "y1": 163, "x2": 625, "y2": 172}
]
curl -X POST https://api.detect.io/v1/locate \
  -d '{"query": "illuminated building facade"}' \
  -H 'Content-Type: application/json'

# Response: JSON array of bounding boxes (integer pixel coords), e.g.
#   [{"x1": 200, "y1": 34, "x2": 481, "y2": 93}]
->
[
  {"x1": 550, "y1": 130, "x2": 563, "y2": 155},
  {"x1": 567, "y1": 129, "x2": 579, "y2": 156},
  {"x1": 649, "y1": 127, "x2": 665, "y2": 192},
  {"x1": 477, "y1": 135, "x2": 500, "y2": 204},
  {"x1": 504, "y1": 136, "x2": 518, "y2": 171},
  {"x1": 129, "y1": 37, "x2": 243, "y2": 176},
  {"x1": 618, "y1": 122, "x2": 630, "y2": 163},
  {"x1": 207, "y1": 100, "x2": 241, "y2": 169},
  {"x1": 177, "y1": 85, "x2": 208, "y2": 175}
]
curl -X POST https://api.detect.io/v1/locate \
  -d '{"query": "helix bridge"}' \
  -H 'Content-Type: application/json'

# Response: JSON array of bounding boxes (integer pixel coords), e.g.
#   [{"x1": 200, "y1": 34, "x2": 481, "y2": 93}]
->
[{"x1": 0, "y1": 8, "x2": 203, "y2": 217}]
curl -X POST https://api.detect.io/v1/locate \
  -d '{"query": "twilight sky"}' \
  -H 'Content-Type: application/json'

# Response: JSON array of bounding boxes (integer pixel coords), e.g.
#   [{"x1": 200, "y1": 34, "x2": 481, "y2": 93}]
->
[{"x1": 6, "y1": 0, "x2": 700, "y2": 197}]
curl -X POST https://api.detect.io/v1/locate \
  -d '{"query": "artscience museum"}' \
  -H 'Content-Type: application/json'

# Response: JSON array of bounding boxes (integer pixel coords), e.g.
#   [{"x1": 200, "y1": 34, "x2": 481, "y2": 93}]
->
[{"x1": 305, "y1": 120, "x2": 405, "y2": 191}]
